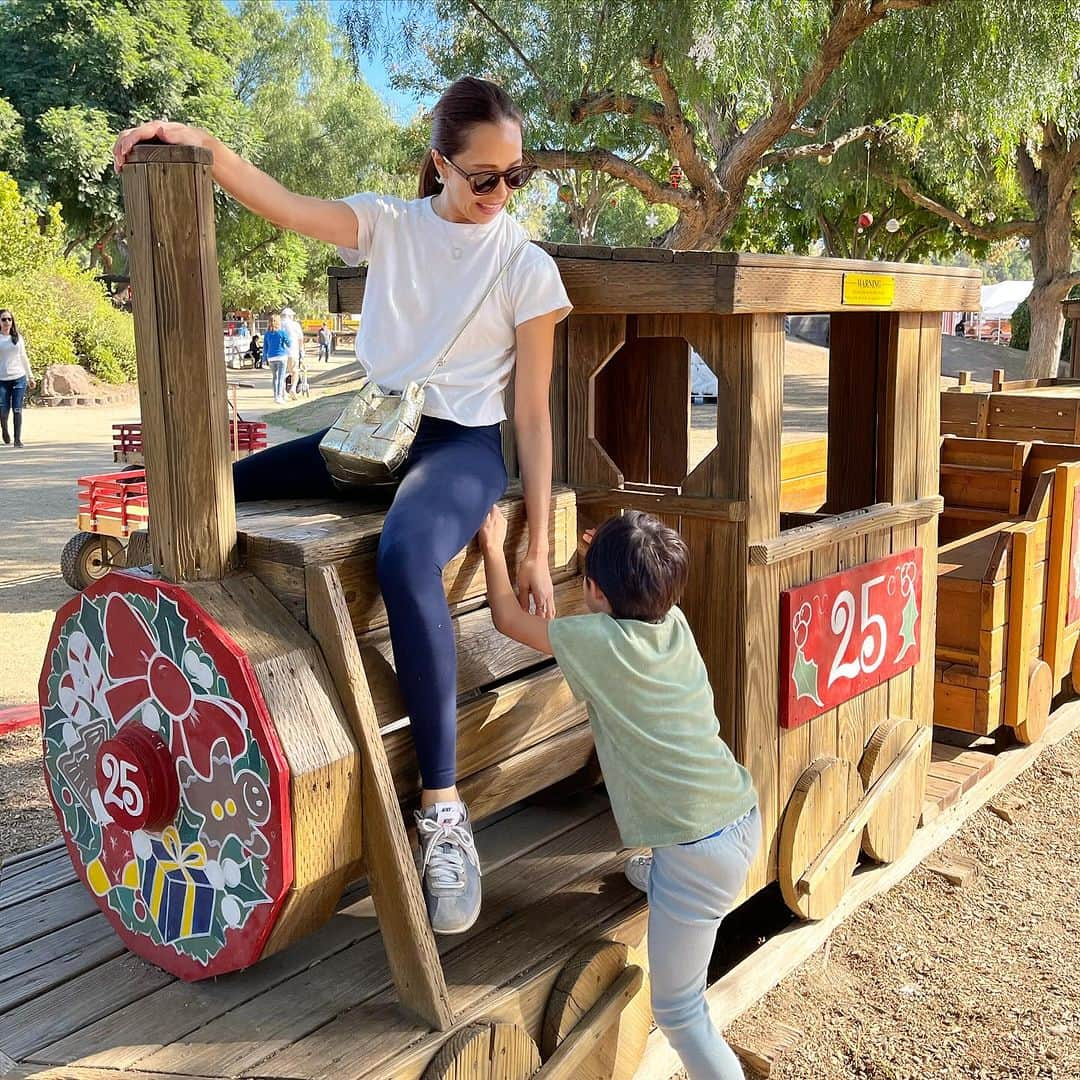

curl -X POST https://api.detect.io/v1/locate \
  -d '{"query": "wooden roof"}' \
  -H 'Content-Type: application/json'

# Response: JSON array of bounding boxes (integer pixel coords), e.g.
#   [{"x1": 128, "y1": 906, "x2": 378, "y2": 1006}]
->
[{"x1": 329, "y1": 244, "x2": 982, "y2": 317}]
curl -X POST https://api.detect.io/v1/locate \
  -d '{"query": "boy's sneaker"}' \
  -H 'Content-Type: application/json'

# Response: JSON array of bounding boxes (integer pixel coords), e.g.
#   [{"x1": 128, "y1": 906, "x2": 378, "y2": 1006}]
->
[
  {"x1": 414, "y1": 801, "x2": 482, "y2": 935},
  {"x1": 624, "y1": 853, "x2": 652, "y2": 893}
]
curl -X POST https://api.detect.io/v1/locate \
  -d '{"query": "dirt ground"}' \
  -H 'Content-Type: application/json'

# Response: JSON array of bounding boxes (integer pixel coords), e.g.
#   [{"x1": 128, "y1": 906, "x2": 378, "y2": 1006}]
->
[{"x1": 728, "y1": 731, "x2": 1080, "y2": 1080}]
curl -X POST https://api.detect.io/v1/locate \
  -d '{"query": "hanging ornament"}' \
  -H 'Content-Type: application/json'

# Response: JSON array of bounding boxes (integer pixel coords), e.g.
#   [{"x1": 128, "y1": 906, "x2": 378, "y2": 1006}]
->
[
  {"x1": 609, "y1": 197, "x2": 618, "y2": 208},
  {"x1": 858, "y1": 211, "x2": 874, "y2": 229},
  {"x1": 669, "y1": 163, "x2": 683, "y2": 189},
  {"x1": 817, "y1": 153, "x2": 833, "y2": 166},
  {"x1": 857, "y1": 227, "x2": 865, "y2": 235},
  {"x1": 885, "y1": 217, "x2": 901, "y2": 233},
  {"x1": 557, "y1": 183, "x2": 574, "y2": 204},
  {"x1": 986, "y1": 211, "x2": 996, "y2": 222},
  {"x1": 645, "y1": 211, "x2": 660, "y2": 229}
]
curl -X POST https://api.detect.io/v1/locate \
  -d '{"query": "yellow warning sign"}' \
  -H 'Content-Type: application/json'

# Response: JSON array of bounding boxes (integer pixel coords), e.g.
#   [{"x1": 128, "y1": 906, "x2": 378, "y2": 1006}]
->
[{"x1": 842, "y1": 273, "x2": 896, "y2": 306}]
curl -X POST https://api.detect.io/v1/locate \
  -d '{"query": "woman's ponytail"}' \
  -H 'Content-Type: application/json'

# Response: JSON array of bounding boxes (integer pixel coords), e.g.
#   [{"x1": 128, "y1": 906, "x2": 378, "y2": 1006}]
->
[{"x1": 417, "y1": 154, "x2": 443, "y2": 199}]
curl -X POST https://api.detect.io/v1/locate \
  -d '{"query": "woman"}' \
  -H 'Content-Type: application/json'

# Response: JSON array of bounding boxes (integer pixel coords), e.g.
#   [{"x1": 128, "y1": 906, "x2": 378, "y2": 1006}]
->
[
  {"x1": 261, "y1": 313, "x2": 291, "y2": 404},
  {"x1": 0, "y1": 310, "x2": 34, "y2": 447},
  {"x1": 113, "y1": 77, "x2": 571, "y2": 935}
]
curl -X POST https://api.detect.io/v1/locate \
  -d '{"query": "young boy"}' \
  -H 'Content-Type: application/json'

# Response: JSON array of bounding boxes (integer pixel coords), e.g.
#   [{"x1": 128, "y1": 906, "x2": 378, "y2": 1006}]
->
[{"x1": 477, "y1": 507, "x2": 759, "y2": 1080}]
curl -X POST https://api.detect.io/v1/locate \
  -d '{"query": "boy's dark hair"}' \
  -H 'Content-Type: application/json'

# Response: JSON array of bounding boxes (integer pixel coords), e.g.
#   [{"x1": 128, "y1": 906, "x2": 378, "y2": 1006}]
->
[{"x1": 584, "y1": 511, "x2": 689, "y2": 622}]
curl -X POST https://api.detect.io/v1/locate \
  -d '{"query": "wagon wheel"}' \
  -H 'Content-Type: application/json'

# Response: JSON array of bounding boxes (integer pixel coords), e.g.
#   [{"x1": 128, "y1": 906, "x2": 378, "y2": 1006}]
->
[
  {"x1": 423, "y1": 1020, "x2": 540, "y2": 1079},
  {"x1": 60, "y1": 532, "x2": 126, "y2": 591},
  {"x1": 1014, "y1": 658, "x2": 1052, "y2": 744},
  {"x1": 779, "y1": 758, "x2": 863, "y2": 920},
  {"x1": 859, "y1": 719, "x2": 931, "y2": 863},
  {"x1": 540, "y1": 940, "x2": 650, "y2": 1079}
]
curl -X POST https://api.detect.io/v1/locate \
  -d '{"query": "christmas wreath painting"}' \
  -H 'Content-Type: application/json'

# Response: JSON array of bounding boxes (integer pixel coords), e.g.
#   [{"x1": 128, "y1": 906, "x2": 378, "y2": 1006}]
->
[{"x1": 40, "y1": 576, "x2": 291, "y2": 978}]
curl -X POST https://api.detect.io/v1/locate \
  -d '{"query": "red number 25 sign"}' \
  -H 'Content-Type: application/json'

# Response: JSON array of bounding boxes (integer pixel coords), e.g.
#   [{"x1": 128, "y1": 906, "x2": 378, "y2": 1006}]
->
[{"x1": 779, "y1": 548, "x2": 923, "y2": 729}]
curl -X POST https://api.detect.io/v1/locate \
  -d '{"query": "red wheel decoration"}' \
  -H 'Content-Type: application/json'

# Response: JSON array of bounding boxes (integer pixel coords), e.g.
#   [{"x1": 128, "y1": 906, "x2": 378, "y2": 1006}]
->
[{"x1": 38, "y1": 573, "x2": 293, "y2": 980}]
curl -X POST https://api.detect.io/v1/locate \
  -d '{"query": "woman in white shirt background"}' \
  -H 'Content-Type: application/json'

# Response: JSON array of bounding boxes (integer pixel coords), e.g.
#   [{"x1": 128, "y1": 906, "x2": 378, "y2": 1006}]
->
[
  {"x1": 112, "y1": 76, "x2": 572, "y2": 936},
  {"x1": 0, "y1": 309, "x2": 34, "y2": 447}
]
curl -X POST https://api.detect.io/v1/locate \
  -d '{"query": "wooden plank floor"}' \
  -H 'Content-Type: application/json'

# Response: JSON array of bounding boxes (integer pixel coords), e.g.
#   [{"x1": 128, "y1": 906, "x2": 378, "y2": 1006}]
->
[
  {"x1": 3, "y1": 739, "x2": 1002, "y2": 1080},
  {"x1": 3, "y1": 793, "x2": 646, "y2": 1078}
]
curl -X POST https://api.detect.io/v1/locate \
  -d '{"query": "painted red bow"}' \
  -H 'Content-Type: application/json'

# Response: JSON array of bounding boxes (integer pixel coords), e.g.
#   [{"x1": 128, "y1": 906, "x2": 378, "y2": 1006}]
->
[{"x1": 102, "y1": 594, "x2": 246, "y2": 777}]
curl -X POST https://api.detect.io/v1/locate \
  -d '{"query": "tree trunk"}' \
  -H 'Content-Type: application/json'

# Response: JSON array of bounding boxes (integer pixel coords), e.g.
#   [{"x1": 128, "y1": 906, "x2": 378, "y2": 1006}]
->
[
  {"x1": 1024, "y1": 281, "x2": 1069, "y2": 379},
  {"x1": 1019, "y1": 124, "x2": 1077, "y2": 379}
]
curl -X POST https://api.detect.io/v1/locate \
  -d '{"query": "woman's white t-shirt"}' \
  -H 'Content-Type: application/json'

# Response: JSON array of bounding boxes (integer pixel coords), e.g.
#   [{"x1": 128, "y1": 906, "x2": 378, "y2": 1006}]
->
[
  {"x1": 0, "y1": 335, "x2": 30, "y2": 381},
  {"x1": 336, "y1": 193, "x2": 572, "y2": 427}
]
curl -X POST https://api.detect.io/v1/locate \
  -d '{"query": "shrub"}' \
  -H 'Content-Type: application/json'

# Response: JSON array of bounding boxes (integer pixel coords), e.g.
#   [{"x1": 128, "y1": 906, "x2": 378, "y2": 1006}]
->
[{"x1": 0, "y1": 172, "x2": 136, "y2": 384}]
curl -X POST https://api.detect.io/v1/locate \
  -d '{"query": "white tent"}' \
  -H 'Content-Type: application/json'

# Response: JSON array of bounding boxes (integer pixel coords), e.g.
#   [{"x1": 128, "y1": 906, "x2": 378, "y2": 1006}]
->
[{"x1": 979, "y1": 280, "x2": 1033, "y2": 319}]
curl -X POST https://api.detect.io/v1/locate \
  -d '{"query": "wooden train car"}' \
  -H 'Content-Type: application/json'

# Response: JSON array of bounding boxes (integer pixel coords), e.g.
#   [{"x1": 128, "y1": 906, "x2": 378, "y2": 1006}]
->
[
  {"x1": 32, "y1": 145, "x2": 982, "y2": 1078},
  {"x1": 935, "y1": 437, "x2": 1080, "y2": 742},
  {"x1": 941, "y1": 376, "x2": 1080, "y2": 442}
]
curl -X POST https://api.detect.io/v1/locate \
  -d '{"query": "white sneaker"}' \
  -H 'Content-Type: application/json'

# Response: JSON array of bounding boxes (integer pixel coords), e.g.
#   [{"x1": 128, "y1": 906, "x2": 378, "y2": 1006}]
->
[
  {"x1": 414, "y1": 801, "x2": 482, "y2": 934},
  {"x1": 624, "y1": 853, "x2": 652, "y2": 893}
]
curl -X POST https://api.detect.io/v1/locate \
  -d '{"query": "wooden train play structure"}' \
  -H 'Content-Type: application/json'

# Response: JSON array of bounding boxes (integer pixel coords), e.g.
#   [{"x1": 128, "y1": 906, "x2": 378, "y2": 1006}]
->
[{"x1": 18, "y1": 142, "x2": 1065, "y2": 1078}]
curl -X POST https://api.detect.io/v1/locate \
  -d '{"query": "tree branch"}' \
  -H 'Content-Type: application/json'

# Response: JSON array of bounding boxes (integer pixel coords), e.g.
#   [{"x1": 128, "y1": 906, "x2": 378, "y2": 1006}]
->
[
  {"x1": 721, "y1": 0, "x2": 940, "y2": 187},
  {"x1": 530, "y1": 147, "x2": 700, "y2": 211},
  {"x1": 569, "y1": 90, "x2": 666, "y2": 127},
  {"x1": 640, "y1": 46, "x2": 719, "y2": 194},
  {"x1": 464, "y1": 0, "x2": 557, "y2": 109},
  {"x1": 761, "y1": 124, "x2": 883, "y2": 167},
  {"x1": 878, "y1": 171, "x2": 1035, "y2": 240}
]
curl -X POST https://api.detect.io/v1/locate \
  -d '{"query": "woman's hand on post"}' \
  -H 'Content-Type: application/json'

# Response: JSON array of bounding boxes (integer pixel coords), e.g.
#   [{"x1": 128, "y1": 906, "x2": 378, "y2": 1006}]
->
[
  {"x1": 112, "y1": 121, "x2": 210, "y2": 173},
  {"x1": 517, "y1": 554, "x2": 555, "y2": 620}
]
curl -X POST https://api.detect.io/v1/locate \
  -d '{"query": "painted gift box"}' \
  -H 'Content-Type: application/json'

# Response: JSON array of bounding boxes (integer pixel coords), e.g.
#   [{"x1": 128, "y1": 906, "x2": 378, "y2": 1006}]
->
[{"x1": 141, "y1": 827, "x2": 215, "y2": 943}]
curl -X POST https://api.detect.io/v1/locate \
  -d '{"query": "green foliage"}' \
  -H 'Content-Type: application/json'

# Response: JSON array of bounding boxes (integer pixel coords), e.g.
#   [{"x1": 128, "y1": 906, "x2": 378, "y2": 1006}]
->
[
  {"x1": 543, "y1": 184, "x2": 678, "y2": 247},
  {"x1": 0, "y1": 0, "x2": 243, "y2": 250},
  {"x1": 218, "y1": 0, "x2": 410, "y2": 311},
  {"x1": 0, "y1": 173, "x2": 135, "y2": 382}
]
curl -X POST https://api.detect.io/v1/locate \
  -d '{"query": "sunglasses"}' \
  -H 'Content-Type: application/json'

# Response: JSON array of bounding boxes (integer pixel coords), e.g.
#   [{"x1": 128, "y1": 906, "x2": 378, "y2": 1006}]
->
[
  {"x1": 442, "y1": 156, "x2": 536, "y2": 196},
  {"x1": 0, "y1": 318, "x2": 11, "y2": 324}
]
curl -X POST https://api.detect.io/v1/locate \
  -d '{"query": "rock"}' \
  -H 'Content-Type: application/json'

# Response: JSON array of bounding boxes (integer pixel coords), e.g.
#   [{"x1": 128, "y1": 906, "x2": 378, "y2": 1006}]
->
[{"x1": 40, "y1": 364, "x2": 97, "y2": 400}]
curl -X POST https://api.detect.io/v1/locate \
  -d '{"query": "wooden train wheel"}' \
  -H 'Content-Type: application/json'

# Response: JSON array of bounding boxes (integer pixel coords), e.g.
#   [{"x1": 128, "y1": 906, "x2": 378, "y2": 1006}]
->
[
  {"x1": 779, "y1": 758, "x2": 863, "y2": 920},
  {"x1": 859, "y1": 719, "x2": 931, "y2": 863},
  {"x1": 1015, "y1": 658, "x2": 1052, "y2": 744},
  {"x1": 541, "y1": 940, "x2": 650, "y2": 1079},
  {"x1": 423, "y1": 1020, "x2": 540, "y2": 1079}
]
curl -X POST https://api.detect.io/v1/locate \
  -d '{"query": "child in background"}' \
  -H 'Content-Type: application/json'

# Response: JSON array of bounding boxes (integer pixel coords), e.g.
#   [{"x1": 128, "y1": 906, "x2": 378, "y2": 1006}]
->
[
  {"x1": 296, "y1": 354, "x2": 310, "y2": 398},
  {"x1": 477, "y1": 507, "x2": 759, "y2": 1080}
]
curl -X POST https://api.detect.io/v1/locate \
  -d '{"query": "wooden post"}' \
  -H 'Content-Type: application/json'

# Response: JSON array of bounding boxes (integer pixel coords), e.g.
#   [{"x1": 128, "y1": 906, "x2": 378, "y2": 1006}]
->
[{"x1": 121, "y1": 143, "x2": 237, "y2": 582}]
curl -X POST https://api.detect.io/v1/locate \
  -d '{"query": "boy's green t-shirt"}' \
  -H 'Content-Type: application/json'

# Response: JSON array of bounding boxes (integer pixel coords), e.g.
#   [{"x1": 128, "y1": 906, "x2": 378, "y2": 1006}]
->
[{"x1": 548, "y1": 605, "x2": 757, "y2": 849}]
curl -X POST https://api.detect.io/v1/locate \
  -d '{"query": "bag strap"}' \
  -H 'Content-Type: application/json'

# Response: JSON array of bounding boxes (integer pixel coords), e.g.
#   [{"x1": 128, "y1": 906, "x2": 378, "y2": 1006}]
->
[{"x1": 417, "y1": 237, "x2": 532, "y2": 391}]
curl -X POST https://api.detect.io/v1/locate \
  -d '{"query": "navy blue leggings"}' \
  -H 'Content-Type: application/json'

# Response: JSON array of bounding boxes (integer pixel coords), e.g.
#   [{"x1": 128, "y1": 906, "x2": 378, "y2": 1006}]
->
[{"x1": 234, "y1": 416, "x2": 508, "y2": 789}]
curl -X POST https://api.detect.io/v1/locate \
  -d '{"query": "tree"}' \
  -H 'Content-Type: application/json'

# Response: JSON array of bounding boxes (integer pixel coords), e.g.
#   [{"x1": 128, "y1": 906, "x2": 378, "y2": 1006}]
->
[
  {"x1": 220, "y1": 0, "x2": 408, "y2": 312},
  {"x1": 343, "y1": 0, "x2": 954, "y2": 249},
  {"x1": 0, "y1": 0, "x2": 243, "y2": 261},
  {"x1": 864, "y1": 2, "x2": 1080, "y2": 377}
]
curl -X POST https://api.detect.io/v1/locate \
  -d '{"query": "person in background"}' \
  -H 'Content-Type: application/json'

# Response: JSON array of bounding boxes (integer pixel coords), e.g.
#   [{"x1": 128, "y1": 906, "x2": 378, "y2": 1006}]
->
[
  {"x1": 262, "y1": 313, "x2": 290, "y2": 404},
  {"x1": 317, "y1": 322, "x2": 332, "y2": 363},
  {"x1": 246, "y1": 333, "x2": 262, "y2": 368},
  {"x1": 0, "y1": 309, "x2": 34, "y2": 447},
  {"x1": 296, "y1": 352, "x2": 310, "y2": 398},
  {"x1": 282, "y1": 306, "x2": 303, "y2": 396}
]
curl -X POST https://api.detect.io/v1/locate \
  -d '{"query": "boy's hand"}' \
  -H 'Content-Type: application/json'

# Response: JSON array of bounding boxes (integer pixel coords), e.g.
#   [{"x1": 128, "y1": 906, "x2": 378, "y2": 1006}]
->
[
  {"x1": 477, "y1": 504, "x2": 508, "y2": 554},
  {"x1": 582, "y1": 528, "x2": 596, "y2": 547}
]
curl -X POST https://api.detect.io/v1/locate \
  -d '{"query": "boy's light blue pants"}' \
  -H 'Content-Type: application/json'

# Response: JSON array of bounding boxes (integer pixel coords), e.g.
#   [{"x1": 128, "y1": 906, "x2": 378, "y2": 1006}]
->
[{"x1": 647, "y1": 805, "x2": 761, "y2": 1080}]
